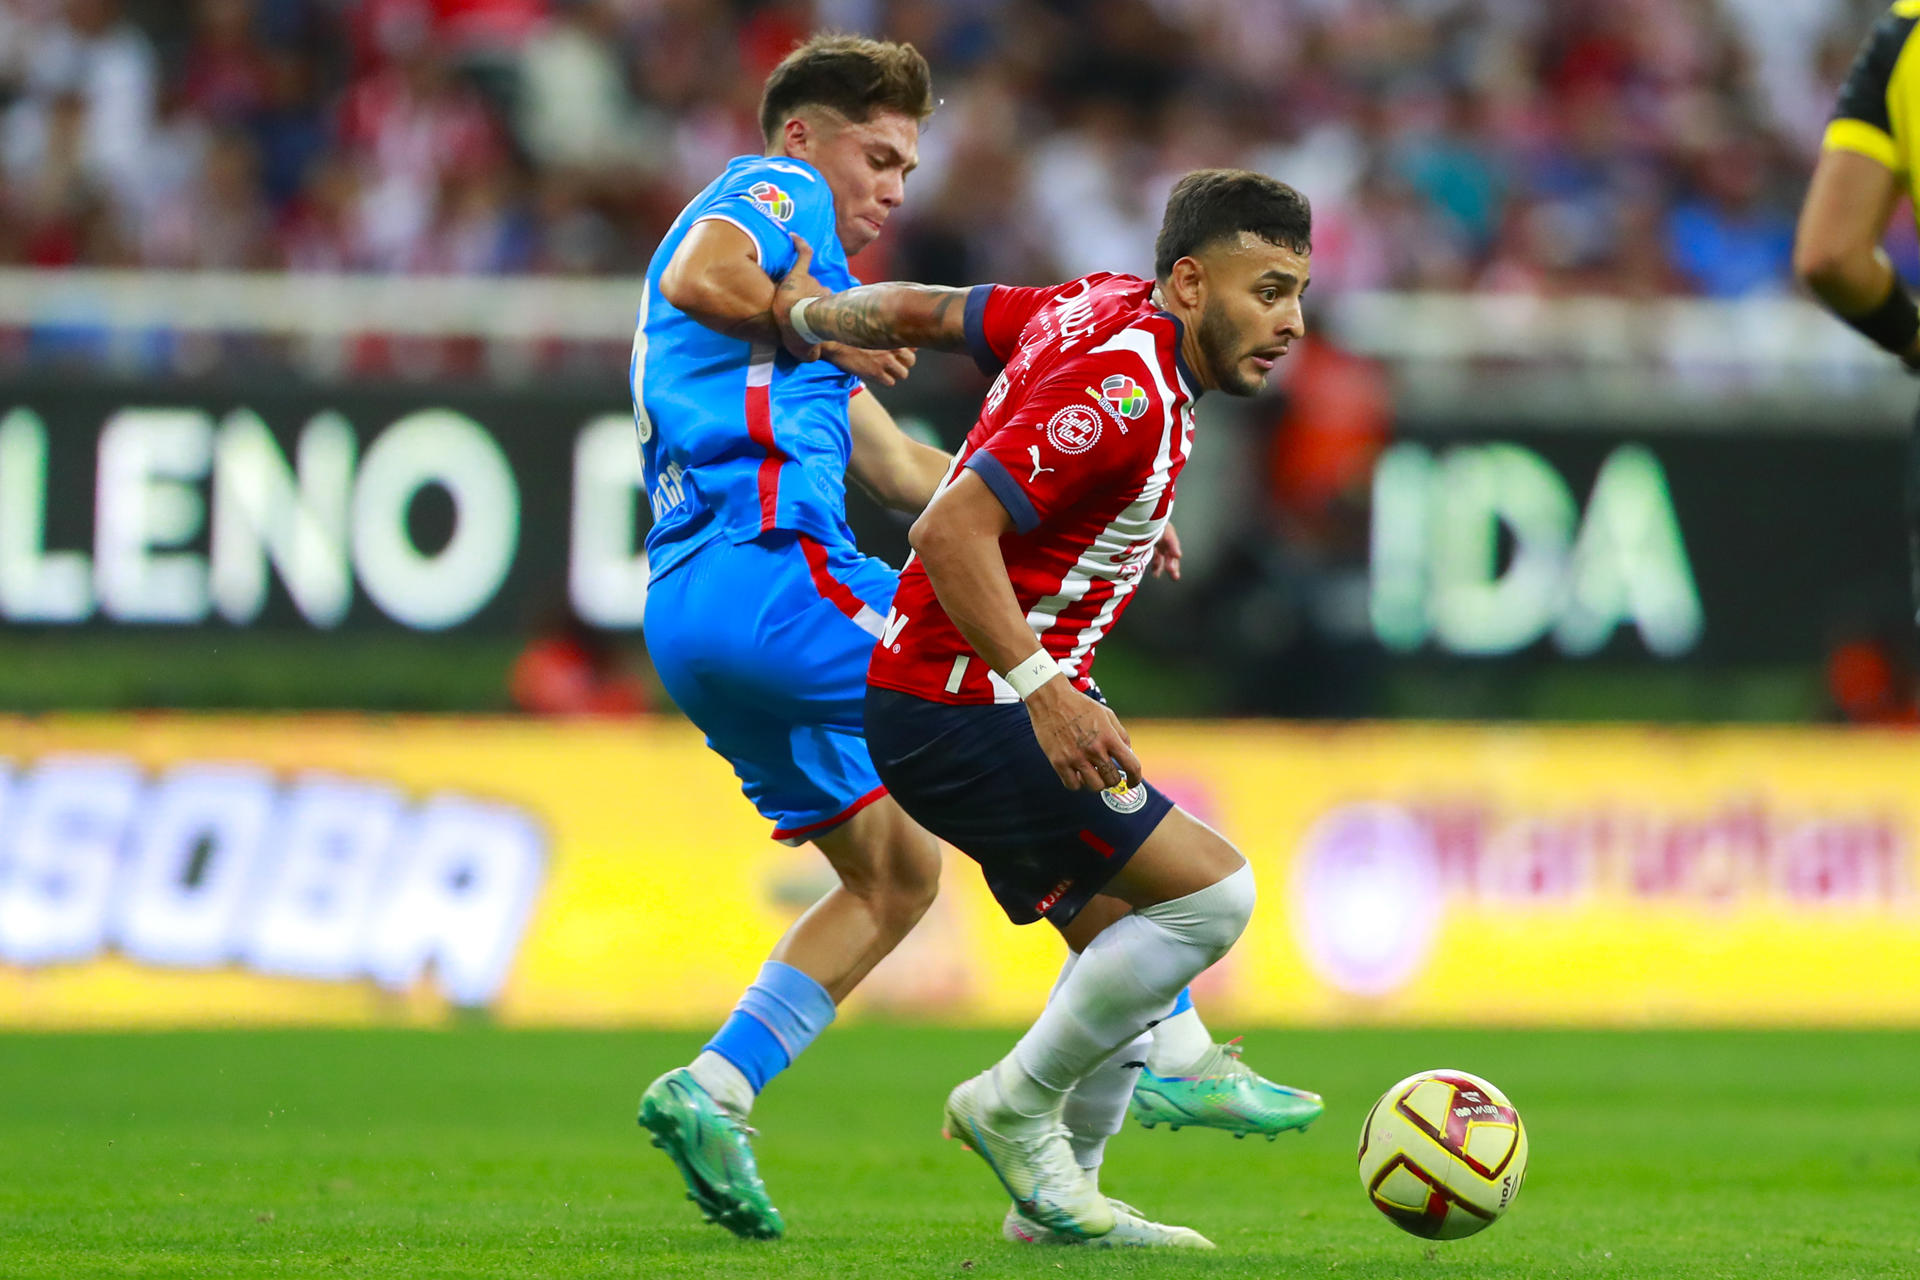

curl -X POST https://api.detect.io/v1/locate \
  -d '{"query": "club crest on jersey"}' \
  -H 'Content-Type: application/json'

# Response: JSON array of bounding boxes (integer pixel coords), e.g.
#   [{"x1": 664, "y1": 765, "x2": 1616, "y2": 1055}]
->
[
  {"x1": 1101, "y1": 780, "x2": 1150, "y2": 814},
  {"x1": 748, "y1": 181, "x2": 795, "y2": 223},
  {"x1": 1099, "y1": 374, "x2": 1149, "y2": 419},
  {"x1": 1045, "y1": 404, "x2": 1102, "y2": 455}
]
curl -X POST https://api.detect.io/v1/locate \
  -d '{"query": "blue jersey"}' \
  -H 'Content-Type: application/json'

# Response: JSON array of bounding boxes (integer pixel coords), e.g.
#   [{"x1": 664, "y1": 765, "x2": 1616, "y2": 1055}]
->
[{"x1": 632, "y1": 155, "x2": 864, "y2": 581}]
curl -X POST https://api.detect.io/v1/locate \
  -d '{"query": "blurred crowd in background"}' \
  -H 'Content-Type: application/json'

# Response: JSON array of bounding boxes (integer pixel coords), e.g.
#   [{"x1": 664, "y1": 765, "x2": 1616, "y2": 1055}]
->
[
  {"x1": 2, "y1": 0, "x2": 1914, "y2": 726},
  {"x1": 0, "y1": 0, "x2": 1907, "y2": 295}
]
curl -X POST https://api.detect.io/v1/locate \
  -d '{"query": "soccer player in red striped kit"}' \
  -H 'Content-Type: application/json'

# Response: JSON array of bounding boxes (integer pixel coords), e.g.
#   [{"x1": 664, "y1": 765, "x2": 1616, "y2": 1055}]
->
[{"x1": 773, "y1": 169, "x2": 1317, "y2": 1242}]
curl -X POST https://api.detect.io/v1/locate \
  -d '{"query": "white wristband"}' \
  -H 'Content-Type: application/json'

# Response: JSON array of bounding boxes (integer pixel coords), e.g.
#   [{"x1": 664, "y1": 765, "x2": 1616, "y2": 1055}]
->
[
  {"x1": 789, "y1": 295, "x2": 826, "y2": 347},
  {"x1": 1004, "y1": 649, "x2": 1064, "y2": 700}
]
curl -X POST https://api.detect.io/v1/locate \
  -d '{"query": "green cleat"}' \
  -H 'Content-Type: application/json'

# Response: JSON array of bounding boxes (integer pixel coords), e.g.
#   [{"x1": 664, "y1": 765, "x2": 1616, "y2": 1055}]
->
[
  {"x1": 1129, "y1": 1039, "x2": 1324, "y2": 1140},
  {"x1": 638, "y1": 1067, "x2": 784, "y2": 1240}
]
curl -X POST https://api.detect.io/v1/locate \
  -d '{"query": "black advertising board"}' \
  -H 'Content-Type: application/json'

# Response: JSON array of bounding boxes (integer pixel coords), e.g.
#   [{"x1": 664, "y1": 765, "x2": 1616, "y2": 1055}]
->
[
  {"x1": 1368, "y1": 424, "x2": 1908, "y2": 664},
  {"x1": 0, "y1": 376, "x2": 1906, "y2": 667}
]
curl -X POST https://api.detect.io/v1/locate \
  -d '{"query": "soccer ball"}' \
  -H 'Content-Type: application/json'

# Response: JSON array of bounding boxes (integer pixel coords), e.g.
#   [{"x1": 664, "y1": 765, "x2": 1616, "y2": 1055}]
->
[{"x1": 1357, "y1": 1069, "x2": 1528, "y2": 1240}]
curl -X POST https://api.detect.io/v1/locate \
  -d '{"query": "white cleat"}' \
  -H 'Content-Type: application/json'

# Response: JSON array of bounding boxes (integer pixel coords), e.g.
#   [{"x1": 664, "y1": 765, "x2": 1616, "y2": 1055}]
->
[
  {"x1": 942, "y1": 1072, "x2": 1116, "y2": 1240},
  {"x1": 1003, "y1": 1197, "x2": 1216, "y2": 1249}
]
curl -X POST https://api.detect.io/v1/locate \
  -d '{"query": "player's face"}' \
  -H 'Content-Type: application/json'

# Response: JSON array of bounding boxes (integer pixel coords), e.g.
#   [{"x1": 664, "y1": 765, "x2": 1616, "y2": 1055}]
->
[
  {"x1": 1193, "y1": 234, "x2": 1310, "y2": 397},
  {"x1": 792, "y1": 109, "x2": 920, "y2": 256}
]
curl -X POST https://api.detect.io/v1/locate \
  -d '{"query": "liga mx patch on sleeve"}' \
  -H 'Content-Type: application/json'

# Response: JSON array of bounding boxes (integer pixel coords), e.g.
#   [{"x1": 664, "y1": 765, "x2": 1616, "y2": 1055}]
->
[
  {"x1": 748, "y1": 181, "x2": 795, "y2": 223},
  {"x1": 1100, "y1": 374, "x2": 1149, "y2": 419}
]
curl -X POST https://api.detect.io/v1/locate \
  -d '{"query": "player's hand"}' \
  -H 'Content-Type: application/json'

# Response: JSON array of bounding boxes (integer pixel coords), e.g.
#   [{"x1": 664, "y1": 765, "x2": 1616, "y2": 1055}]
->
[
  {"x1": 773, "y1": 233, "x2": 831, "y2": 361},
  {"x1": 1024, "y1": 678, "x2": 1144, "y2": 792},
  {"x1": 1150, "y1": 521, "x2": 1183, "y2": 581},
  {"x1": 821, "y1": 342, "x2": 917, "y2": 386}
]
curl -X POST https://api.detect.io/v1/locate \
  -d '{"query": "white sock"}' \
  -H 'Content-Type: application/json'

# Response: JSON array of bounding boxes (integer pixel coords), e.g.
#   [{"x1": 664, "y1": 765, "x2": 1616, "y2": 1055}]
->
[
  {"x1": 1148, "y1": 1005, "x2": 1215, "y2": 1074},
  {"x1": 688, "y1": 1049, "x2": 755, "y2": 1118},
  {"x1": 1002, "y1": 865, "x2": 1256, "y2": 1105},
  {"x1": 991, "y1": 1054, "x2": 1066, "y2": 1119},
  {"x1": 987, "y1": 951, "x2": 1084, "y2": 1119},
  {"x1": 1063, "y1": 1031, "x2": 1150, "y2": 1178},
  {"x1": 1048, "y1": 952, "x2": 1080, "y2": 1000}
]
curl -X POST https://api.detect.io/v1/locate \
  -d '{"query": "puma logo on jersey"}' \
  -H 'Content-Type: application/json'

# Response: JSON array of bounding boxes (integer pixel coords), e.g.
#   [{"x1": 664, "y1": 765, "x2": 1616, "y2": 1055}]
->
[{"x1": 1027, "y1": 445, "x2": 1055, "y2": 482}]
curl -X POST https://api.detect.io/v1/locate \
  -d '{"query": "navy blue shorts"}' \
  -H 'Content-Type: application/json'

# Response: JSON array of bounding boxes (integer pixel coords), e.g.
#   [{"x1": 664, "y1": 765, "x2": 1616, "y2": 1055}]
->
[{"x1": 864, "y1": 686, "x2": 1175, "y2": 926}]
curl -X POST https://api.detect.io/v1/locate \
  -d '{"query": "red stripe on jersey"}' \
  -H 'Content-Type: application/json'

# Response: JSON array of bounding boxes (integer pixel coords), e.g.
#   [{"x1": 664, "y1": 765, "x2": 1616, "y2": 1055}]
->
[
  {"x1": 745, "y1": 359, "x2": 782, "y2": 531},
  {"x1": 1023, "y1": 445, "x2": 1160, "y2": 674},
  {"x1": 1056, "y1": 576, "x2": 1123, "y2": 674},
  {"x1": 799, "y1": 534, "x2": 869, "y2": 625}
]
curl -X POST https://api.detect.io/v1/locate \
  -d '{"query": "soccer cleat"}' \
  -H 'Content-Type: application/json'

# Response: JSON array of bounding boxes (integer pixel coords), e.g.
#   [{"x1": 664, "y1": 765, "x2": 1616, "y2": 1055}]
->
[
  {"x1": 1003, "y1": 1197, "x2": 1216, "y2": 1249},
  {"x1": 637, "y1": 1067, "x2": 784, "y2": 1240},
  {"x1": 1130, "y1": 1039, "x2": 1324, "y2": 1140},
  {"x1": 941, "y1": 1072, "x2": 1115, "y2": 1240}
]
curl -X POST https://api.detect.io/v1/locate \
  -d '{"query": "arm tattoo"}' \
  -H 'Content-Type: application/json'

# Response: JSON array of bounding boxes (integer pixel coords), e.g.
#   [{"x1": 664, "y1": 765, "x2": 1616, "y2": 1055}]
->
[
  {"x1": 808, "y1": 284, "x2": 970, "y2": 351},
  {"x1": 810, "y1": 291, "x2": 901, "y2": 347},
  {"x1": 930, "y1": 289, "x2": 959, "y2": 333}
]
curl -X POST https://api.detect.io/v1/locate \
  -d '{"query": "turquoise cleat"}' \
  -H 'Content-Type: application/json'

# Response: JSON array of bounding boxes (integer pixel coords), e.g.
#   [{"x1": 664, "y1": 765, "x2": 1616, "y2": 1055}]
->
[
  {"x1": 638, "y1": 1067, "x2": 784, "y2": 1240},
  {"x1": 1129, "y1": 1040, "x2": 1324, "y2": 1140}
]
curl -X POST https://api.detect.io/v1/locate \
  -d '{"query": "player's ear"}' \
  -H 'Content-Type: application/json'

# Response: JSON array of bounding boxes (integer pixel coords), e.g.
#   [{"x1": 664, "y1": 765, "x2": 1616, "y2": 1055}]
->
[
  {"x1": 1167, "y1": 256, "x2": 1206, "y2": 310},
  {"x1": 780, "y1": 115, "x2": 811, "y2": 157}
]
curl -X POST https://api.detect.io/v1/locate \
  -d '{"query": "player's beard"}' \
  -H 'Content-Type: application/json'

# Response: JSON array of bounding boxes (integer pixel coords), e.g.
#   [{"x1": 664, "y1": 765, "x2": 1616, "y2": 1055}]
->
[{"x1": 1196, "y1": 297, "x2": 1260, "y2": 396}]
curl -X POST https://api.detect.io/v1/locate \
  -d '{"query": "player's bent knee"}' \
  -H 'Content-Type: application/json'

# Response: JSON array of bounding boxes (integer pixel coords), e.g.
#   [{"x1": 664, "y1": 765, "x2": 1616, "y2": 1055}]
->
[
  {"x1": 1137, "y1": 862, "x2": 1256, "y2": 963},
  {"x1": 872, "y1": 841, "x2": 940, "y2": 933},
  {"x1": 815, "y1": 800, "x2": 940, "y2": 925}
]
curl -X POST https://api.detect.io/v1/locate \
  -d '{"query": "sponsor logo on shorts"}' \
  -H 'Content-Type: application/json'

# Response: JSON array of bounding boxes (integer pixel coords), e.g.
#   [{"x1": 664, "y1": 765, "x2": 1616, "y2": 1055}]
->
[
  {"x1": 1100, "y1": 374, "x2": 1149, "y2": 419},
  {"x1": 1035, "y1": 878, "x2": 1074, "y2": 914},
  {"x1": 748, "y1": 181, "x2": 795, "y2": 223},
  {"x1": 1045, "y1": 404, "x2": 1102, "y2": 455},
  {"x1": 1101, "y1": 780, "x2": 1150, "y2": 814}
]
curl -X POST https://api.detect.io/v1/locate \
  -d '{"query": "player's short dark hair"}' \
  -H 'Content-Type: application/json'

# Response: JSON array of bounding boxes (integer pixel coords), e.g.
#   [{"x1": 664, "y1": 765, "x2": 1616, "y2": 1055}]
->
[
  {"x1": 759, "y1": 34, "x2": 934, "y2": 143},
  {"x1": 1154, "y1": 169, "x2": 1312, "y2": 281}
]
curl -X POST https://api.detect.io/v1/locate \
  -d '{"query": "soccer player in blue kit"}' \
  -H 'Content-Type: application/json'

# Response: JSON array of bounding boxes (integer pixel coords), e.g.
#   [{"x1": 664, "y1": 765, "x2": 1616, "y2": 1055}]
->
[{"x1": 634, "y1": 35, "x2": 1321, "y2": 1244}]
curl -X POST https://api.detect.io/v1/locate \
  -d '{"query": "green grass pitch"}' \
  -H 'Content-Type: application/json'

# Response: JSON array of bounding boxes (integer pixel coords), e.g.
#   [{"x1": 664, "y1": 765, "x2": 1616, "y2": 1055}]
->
[{"x1": 4, "y1": 1026, "x2": 1917, "y2": 1278}]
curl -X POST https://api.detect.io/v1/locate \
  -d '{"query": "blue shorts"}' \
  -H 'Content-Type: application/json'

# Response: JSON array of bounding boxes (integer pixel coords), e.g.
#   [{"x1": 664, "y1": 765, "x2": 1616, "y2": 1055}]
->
[
  {"x1": 864, "y1": 686, "x2": 1175, "y2": 926},
  {"x1": 645, "y1": 530, "x2": 897, "y2": 843}
]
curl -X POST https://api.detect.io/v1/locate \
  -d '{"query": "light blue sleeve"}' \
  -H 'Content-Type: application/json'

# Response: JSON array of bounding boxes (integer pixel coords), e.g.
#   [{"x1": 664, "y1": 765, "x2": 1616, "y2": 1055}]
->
[{"x1": 698, "y1": 159, "x2": 832, "y2": 280}]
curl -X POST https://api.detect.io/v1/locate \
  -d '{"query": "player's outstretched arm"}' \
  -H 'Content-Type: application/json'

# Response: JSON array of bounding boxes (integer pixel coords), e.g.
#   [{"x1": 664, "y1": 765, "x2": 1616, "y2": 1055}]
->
[
  {"x1": 774, "y1": 234, "x2": 972, "y2": 356},
  {"x1": 1795, "y1": 148, "x2": 1920, "y2": 368},
  {"x1": 911, "y1": 472, "x2": 1143, "y2": 792},
  {"x1": 848, "y1": 389, "x2": 951, "y2": 514}
]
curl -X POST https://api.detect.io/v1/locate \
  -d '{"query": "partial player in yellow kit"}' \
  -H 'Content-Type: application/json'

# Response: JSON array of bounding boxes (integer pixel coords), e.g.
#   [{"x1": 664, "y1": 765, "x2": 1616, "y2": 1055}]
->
[{"x1": 1796, "y1": 1, "x2": 1920, "y2": 614}]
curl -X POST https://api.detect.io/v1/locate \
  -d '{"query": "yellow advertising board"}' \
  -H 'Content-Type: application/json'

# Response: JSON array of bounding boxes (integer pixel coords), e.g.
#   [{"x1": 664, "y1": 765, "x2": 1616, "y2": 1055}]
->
[{"x1": 0, "y1": 715, "x2": 1915, "y2": 1028}]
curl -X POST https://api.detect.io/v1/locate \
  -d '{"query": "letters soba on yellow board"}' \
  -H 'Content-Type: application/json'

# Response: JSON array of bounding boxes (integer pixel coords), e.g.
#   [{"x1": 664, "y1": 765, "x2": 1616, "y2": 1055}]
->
[{"x1": 0, "y1": 716, "x2": 1915, "y2": 1027}]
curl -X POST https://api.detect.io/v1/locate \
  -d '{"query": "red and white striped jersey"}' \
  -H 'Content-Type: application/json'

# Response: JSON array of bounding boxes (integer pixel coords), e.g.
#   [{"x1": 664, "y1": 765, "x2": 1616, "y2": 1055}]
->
[{"x1": 867, "y1": 273, "x2": 1201, "y2": 704}]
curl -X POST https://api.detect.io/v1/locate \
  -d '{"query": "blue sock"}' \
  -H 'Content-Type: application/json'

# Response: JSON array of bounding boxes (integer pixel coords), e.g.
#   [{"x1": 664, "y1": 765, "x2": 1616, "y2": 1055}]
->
[
  {"x1": 704, "y1": 961, "x2": 837, "y2": 1093},
  {"x1": 1169, "y1": 986, "x2": 1195, "y2": 1017}
]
